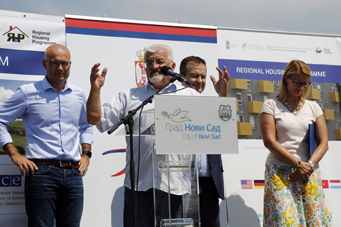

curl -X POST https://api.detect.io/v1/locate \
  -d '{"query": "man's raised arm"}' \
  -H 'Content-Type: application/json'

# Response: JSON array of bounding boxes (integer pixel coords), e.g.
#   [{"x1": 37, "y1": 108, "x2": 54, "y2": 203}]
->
[{"x1": 87, "y1": 63, "x2": 108, "y2": 125}]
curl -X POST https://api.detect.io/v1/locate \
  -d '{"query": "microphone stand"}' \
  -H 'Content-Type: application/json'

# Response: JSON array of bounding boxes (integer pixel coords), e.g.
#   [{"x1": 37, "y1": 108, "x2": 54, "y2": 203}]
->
[{"x1": 107, "y1": 77, "x2": 177, "y2": 227}]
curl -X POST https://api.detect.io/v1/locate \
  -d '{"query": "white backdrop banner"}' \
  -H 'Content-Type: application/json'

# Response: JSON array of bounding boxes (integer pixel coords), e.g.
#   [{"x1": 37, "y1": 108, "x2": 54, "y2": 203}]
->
[
  {"x1": 218, "y1": 27, "x2": 341, "y2": 227},
  {"x1": 65, "y1": 14, "x2": 220, "y2": 227},
  {"x1": 1, "y1": 10, "x2": 341, "y2": 227},
  {"x1": 0, "y1": 10, "x2": 65, "y2": 81}
]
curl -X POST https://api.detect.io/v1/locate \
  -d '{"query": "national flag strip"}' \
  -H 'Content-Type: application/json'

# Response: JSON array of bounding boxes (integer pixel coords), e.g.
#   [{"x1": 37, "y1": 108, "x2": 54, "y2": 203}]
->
[
  {"x1": 241, "y1": 180, "x2": 253, "y2": 189},
  {"x1": 254, "y1": 180, "x2": 265, "y2": 189},
  {"x1": 329, "y1": 180, "x2": 341, "y2": 189},
  {"x1": 65, "y1": 18, "x2": 217, "y2": 43}
]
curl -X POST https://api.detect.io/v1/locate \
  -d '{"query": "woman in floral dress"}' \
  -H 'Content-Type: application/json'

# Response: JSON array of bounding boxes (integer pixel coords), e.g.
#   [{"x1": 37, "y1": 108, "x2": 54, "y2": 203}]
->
[{"x1": 259, "y1": 60, "x2": 331, "y2": 226}]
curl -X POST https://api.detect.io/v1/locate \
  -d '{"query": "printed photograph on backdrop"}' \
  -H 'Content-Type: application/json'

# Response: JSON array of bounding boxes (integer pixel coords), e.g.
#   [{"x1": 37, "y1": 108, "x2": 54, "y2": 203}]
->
[{"x1": 0, "y1": 79, "x2": 35, "y2": 155}]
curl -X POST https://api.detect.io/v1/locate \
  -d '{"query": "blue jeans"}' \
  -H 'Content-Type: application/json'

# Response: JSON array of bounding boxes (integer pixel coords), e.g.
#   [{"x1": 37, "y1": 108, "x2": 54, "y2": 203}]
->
[
  {"x1": 25, "y1": 165, "x2": 84, "y2": 227},
  {"x1": 124, "y1": 187, "x2": 187, "y2": 227}
]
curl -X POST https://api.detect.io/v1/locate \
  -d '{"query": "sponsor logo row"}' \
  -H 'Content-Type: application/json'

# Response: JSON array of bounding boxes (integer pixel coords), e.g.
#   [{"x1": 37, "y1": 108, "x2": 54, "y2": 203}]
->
[
  {"x1": 241, "y1": 179, "x2": 341, "y2": 189},
  {"x1": 226, "y1": 40, "x2": 333, "y2": 55}
]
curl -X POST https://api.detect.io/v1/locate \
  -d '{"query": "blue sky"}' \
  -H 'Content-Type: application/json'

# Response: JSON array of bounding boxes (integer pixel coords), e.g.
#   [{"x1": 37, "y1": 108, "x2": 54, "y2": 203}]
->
[
  {"x1": 0, "y1": 79, "x2": 33, "y2": 105},
  {"x1": 0, "y1": 79, "x2": 32, "y2": 92},
  {"x1": 1, "y1": 0, "x2": 341, "y2": 35}
]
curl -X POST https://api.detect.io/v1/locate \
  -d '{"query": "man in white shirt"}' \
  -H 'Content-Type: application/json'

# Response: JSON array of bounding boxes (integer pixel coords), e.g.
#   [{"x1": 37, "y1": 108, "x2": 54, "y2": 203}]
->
[{"x1": 86, "y1": 44, "x2": 200, "y2": 227}]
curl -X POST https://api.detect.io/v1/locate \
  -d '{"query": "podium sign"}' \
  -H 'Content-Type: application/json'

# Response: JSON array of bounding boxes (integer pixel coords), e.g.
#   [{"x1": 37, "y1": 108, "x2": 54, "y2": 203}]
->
[{"x1": 154, "y1": 95, "x2": 238, "y2": 155}]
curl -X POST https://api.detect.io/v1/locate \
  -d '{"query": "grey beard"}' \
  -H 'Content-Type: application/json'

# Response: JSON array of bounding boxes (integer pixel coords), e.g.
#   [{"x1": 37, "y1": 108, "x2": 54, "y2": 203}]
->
[{"x1": 148, "y1": 75, "x2": 163, "y2": 83}]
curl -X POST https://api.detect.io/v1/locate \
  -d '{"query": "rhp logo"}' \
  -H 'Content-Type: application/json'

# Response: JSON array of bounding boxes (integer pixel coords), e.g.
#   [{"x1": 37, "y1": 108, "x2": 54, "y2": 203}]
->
[
  {"x1": 0, "y1": 175, "x2": 22, "y2": 187},
  {"x1": 2, "y1": 26, "x2": 29, "y2": 43},
  {"x1": 218, "y1": 105, "x2": 232, "y2": 121}
]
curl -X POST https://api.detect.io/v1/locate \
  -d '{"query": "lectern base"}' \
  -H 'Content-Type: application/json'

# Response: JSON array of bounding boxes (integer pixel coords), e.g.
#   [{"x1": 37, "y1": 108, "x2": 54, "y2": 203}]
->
[{"x1": 160, "y1": 218, "x2": 194, "y2": 227}]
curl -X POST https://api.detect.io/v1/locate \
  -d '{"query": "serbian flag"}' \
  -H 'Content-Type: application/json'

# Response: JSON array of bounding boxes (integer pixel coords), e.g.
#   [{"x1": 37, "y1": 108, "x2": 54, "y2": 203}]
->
[
  {"x1": 322, "y1": 180, "x2": 329, "y2": 189},
  {"x1": 254, "y1": 180, "x2": 265, "y2": 189},
  {"x1": 329, "y1": 180, "x2": 341, "y2": 189},
  {"x1": 241, "y1": 180, "x2": 253, "y2": 189}
]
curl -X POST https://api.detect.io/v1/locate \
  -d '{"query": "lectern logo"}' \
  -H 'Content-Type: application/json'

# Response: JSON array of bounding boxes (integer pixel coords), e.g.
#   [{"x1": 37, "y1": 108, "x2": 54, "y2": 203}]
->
[
  {"x1": 162, "y1": 108, "x2": 192, "y2": 123},
  {"x1": 218, "y1": 105, "x2": 232, "y2": 121}
]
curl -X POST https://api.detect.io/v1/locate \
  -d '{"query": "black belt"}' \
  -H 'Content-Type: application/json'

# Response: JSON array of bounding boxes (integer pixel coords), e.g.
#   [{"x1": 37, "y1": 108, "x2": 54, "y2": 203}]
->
[
  {"x1": 29, "y1": 159, "x2": 79, "y2": 169},
  {"x1": 199, "y1": 176, "x2": 213, "y2": 182}
]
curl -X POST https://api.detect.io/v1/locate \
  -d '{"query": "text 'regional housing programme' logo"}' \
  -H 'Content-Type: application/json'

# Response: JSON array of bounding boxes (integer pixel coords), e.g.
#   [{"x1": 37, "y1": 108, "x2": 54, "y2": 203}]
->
[
  {"x1": 219, "y1": 105, "x2": 232, "y2": 121},
  {"x1": 2, "y1": 26, "x2": 29, "y2": 43},
  {"x1": 135, "y1": 47, "x2": 147, "y2": 87}
]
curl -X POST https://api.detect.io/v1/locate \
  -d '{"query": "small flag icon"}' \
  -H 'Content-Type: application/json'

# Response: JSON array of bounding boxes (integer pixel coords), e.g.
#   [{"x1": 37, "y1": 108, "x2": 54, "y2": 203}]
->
[
  {"x1": 241, "y1": 180, "x2": 253, "y2": 189},
  {"x1": 322, "y1": 180, "x2": 329, "y2": 189},
  {"x1": 254, "y1": 180, "x2": 265, "y2": 189},
  {"x1": 329, "y1": 180, "x2": 341, "y2": 189}
]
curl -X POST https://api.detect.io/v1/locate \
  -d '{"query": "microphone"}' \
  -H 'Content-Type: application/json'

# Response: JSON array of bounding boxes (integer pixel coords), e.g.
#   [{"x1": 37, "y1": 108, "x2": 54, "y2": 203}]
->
[{"x1": 161, "y1": 66, "x2": 191, "y2": 86}]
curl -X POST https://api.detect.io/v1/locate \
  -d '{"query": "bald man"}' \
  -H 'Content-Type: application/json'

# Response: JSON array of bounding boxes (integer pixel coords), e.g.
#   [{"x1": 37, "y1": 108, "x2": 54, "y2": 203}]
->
[{"x1": 0, "y1": 44, "x2": 93, "y2": 227}]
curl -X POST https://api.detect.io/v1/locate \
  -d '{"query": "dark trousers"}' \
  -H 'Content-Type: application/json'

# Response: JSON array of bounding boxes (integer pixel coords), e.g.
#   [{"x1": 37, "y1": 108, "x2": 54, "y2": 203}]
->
[
  {"x1": 199, "y1": 177, "x2": 220, "y2": 227},
  {"x1": 124, "y1": 187, "x2": 186, "y2": 227},
  {"x1": 25, "y1": 165, "x2": 84, "y2": 227}
]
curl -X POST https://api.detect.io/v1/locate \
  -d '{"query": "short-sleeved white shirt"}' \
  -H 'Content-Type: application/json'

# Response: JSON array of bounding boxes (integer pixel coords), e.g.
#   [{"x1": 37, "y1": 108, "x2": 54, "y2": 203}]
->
[{"x1": 260, "y1": 98, "x2": 323, "y2": 166}]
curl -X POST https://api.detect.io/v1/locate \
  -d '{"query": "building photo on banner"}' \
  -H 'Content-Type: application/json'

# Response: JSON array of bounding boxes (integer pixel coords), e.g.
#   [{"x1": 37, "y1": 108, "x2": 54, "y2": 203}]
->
[
  {"x1": 1, "y1": 8, "x2": 341, "y2": 227},
  {"x1": 0, "y1": 10, "x2": 65, "y2": 227}
]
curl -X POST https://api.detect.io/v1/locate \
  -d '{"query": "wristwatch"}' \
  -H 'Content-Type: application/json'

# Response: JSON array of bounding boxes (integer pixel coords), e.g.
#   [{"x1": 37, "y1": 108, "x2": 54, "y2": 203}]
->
[{"x1": 82, "y1": 150, "x2": 92, "y2": 158}]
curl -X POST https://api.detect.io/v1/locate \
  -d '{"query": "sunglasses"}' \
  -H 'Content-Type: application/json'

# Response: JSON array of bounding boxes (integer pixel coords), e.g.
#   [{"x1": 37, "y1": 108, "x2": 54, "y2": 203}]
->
[{"x1": 288, "y1": 76, "x2": 311, "y2": 88}]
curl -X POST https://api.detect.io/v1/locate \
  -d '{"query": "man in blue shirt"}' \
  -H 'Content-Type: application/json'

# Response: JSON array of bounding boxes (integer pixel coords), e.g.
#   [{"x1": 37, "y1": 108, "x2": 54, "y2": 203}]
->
[
  {"x1": 0, "y1": 44, "x2": 93, "y2": 227},
  {"x1": 180, "y1": 56, "x2": 230, "y2": 227}
]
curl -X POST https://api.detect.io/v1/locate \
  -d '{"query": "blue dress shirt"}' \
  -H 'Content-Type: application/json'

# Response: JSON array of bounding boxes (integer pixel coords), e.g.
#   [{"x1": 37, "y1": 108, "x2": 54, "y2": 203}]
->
[
  {"x1": 0, "y1": 77, "x2": 93, "y2": 161},
  {"x1": 198, "y1": 154, "x2": 212, "y2": 177}
]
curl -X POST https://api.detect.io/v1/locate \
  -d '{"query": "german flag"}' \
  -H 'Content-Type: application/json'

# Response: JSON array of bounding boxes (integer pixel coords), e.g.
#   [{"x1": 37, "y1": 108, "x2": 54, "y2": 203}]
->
[{"x1": 254, "y1": 180, "x2": 265, "y2": 189}]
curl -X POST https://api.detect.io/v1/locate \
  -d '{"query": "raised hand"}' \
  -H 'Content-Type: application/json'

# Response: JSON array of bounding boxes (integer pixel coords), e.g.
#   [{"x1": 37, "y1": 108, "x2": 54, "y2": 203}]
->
[
  {"x1": 210, "y1": 66, "x2": 230, "y2": 97},
  {"x1": 90, "y1": 63, "x2": 108, "y2": 91}
]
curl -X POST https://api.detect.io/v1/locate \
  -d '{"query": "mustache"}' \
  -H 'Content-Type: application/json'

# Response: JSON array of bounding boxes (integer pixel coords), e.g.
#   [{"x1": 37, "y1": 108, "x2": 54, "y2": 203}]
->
[{"x1": 148, "y1": 69, "x2": 162, "y2": 75}]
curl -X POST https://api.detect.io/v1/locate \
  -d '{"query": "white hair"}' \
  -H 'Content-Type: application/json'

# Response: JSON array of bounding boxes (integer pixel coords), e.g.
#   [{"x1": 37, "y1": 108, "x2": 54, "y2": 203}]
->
[{"x1": 144, "y1": 44, "x2": 174, "y2": 62}]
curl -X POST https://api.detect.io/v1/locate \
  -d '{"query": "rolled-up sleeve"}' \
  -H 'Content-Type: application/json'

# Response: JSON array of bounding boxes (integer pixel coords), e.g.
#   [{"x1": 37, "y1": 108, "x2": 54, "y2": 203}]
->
[
  {"x1": 0, "y1": 88, "x2": 28, "y2": 147},
  {"x1": 97, "y1": 92, "x2": 125, "y2": 133}
]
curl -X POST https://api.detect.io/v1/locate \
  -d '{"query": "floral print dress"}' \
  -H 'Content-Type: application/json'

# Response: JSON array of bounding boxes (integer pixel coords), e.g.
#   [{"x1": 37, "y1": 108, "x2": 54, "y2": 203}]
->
[{"x1": 263, "y1": 164, "x2": 332, "y2": 227}]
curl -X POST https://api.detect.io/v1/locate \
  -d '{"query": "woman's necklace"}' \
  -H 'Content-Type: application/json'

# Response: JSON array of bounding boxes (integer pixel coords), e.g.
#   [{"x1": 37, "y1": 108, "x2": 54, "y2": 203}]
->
[{"x1": 284, "y1": 101, "x2": 302, "y2": 115}]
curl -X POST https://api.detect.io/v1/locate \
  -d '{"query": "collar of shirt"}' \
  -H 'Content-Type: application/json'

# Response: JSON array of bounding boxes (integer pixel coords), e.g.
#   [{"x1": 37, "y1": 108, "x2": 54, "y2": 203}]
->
[
  {"x1": 145, "y1": 81, "x2": 182, "y2": 94},
  {"x1": 42, "y1": 76, "x2": 72, "y2": 92}
]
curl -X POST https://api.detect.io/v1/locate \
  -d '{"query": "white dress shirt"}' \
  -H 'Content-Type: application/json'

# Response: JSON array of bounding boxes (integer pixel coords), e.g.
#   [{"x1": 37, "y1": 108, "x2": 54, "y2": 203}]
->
[{"x1": 97, "y1": 81, "x2": 200, "y2": 194}]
